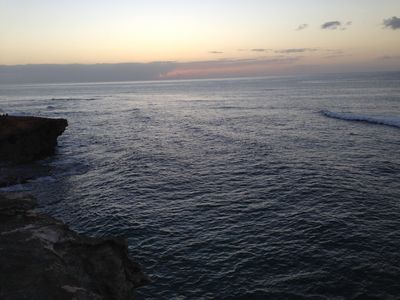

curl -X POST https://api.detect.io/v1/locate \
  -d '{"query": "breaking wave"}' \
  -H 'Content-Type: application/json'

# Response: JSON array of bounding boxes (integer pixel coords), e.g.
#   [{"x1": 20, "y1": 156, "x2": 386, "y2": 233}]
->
[
  {"x1": 51, "y1": 97, "x2": 97, "y2": 101},
  {"x1": 321, "y1": 110, "x2": 400, "y2": 128}
]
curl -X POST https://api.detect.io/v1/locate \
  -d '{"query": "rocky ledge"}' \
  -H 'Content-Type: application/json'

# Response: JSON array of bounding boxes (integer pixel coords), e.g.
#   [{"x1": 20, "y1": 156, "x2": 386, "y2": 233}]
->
[
  {"x1": 0, "y1": 115, "x2": 68, "y2": 163},
  {"x1": 0, "y1": 193, "x2": 149, "y2": 300}
]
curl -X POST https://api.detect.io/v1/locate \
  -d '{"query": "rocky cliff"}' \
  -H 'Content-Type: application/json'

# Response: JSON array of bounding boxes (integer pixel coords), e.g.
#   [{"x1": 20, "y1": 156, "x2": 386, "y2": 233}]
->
[
  {"x1": 0, "y1": 193, "x2": 149, "y2": 300},
  {"x1": 0, "y1": 115, "x2": 68, "y2": 163}
]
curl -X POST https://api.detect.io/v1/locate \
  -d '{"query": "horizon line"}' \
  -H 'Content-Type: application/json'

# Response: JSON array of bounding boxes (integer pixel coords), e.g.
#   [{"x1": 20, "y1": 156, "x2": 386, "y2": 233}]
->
[{"x1": 1, "y1": 70, "x2": 399, "y2": 86}]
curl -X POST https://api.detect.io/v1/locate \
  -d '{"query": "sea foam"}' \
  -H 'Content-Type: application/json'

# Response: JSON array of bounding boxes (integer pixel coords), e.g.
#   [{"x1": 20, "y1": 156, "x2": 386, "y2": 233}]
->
[{"x1": 321, "y1": 110, "x2": 400, "y2": 128}]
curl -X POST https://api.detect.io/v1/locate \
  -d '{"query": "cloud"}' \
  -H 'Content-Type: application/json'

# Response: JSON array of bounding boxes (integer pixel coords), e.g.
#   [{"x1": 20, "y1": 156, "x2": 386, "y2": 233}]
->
[
  {"x1": 0, "y1": 56, "x2": 305, "y2": 83},
  {"x1": 182, "y1": 57, "x2": 299, "y2": 67},
  {"x1": 321, "y1": 21, "x2": 341, "y2": 30},
  {"x1": 296, "y1": 24, "x2": 308, "y2": 31},
  {"x1": 323, "y1": 49, "x2": 347, "y2": 59},
  {"x1": 209, "y1": 51, "x2": 224, "y2": 54},
  {"x1": 383, "y1": 16, "x2": 400, "y2": 30},
  {"x1": 275, "y1": 48, "x2": 317, "y2": 54},
  {"x1": 236, "y1": 48, "x2": 270, "y2": 53},
  {"x1": 379, "y1": 55, "x2": 400, "y2": 60},
  {"x1": 0, "y1": 62, "x2": 177, "y2": 84},
  {"x1": 321, "y1": 21, "x2": 352, "y2": 30},
  {"x1": 251, "y1": 48, "x2": 269, "y2": 52},
  {"x1": 160, "y1": 56, "x2": 302, "y2": 79}
]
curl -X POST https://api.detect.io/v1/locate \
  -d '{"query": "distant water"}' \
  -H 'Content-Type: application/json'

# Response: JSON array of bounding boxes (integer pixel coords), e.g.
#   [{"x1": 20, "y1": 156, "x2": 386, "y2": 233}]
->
[{"x1": 1, "y1": 72, "x2": 400, "y2": 299}]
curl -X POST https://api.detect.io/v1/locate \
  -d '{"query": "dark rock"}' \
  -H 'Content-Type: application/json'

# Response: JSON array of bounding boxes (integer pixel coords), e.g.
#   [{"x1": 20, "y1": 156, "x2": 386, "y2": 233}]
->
[
  {"x1": 0, "y1": 193, "x2": 149, "y2": 300},
  {"x1": 0, "y1": 115, "x2": 68, "y2": 163}
]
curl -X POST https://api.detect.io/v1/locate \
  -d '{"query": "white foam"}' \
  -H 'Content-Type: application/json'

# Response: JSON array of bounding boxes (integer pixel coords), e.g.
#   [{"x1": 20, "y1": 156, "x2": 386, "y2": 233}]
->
[
  {"x1": 30, "y1": 175, "x2": 56, "y2": 184},
  {"x1": 321, "y1": 110, "x2": 400, "y2": 128},
  {"x1": 0, "y1": 184, "x2": 30, "y2": 193}
]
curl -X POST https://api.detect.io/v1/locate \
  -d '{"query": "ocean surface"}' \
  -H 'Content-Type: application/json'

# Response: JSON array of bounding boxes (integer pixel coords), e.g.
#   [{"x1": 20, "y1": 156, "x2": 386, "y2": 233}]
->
[{"x1": 1, "y1": 72, "x2": 400, "y2": 299}]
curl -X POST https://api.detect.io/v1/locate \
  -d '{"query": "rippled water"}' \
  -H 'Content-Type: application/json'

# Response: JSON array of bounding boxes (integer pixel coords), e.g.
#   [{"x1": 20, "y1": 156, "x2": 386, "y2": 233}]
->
[{"x1": 1, "y1": 73, "x2": 400, "y2": 299}]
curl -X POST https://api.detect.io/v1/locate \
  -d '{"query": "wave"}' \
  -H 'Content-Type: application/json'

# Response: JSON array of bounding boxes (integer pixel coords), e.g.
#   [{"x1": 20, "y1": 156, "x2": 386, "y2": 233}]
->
[
  {"x1": 213, "y1": 106, "x2": 265, "y2": 110},
  {"x1": 29, "y1": 175, "x2": 56, "y2": 184},
  {"x1": 321, "y1": 110, "x2": 400, "y2": 128},
  {"x1": 51, "y1": 97, "x2": 97, "y2": 101},
  {"x1": 0, "y1": 182, "x2": 31, "y2": 192}
]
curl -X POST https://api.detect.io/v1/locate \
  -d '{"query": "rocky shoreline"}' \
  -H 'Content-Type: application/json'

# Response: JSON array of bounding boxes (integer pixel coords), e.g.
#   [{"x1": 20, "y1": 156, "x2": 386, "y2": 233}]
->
[
  {"x1": 0, "y1": 193, "x2": 149, "y2": 299},
  {"x1": 0, "y1": 116, "x2": 149, "y2": 299}
]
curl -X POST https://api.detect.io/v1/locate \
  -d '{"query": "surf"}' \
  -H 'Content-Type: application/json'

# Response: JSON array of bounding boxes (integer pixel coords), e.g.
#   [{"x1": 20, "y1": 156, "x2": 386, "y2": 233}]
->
[{"x1": 321, "y1": 110, "x2": 400, "y2": 128}]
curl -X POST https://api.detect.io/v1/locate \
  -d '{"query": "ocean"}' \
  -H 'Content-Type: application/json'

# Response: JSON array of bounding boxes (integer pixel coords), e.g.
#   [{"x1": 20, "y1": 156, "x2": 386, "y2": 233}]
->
[{"x1": 1, "y1": 72, "x2": 400, "y2": 299}]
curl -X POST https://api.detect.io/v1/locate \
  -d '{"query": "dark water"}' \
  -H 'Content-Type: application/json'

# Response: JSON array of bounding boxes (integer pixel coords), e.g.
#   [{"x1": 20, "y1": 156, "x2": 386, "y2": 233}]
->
[{"x1": 1, "y1": 73, "x2": 400, "y2": 299}]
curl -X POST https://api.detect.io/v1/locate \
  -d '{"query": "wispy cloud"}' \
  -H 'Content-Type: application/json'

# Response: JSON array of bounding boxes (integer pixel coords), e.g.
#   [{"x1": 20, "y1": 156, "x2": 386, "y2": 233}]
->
[
  {"x1": 321, "y1": 21, "x2": 352, "y2": 30},
  {"x1": 383, "y1": 16, "x2": 400, "y2": 30},
  {"x1": 180, "y1": 57, "x2": 299, "y2": 67},
  {"x1": 161, "y1": 56, "x2": 302, "y2": 79},
  {"x1": 321, "y1": 21, "x2": 341, "y2": 30},
  {"x1": 251, "y1": 48, "x2": 269, "y2": 52},
  {"x1": 237, "y1": 48, "x2": 270, "y2": 53},
  {"x1": 0, "y1": 62, "x2": 177, "y2": 84},
  {"x1": 209, "y1": 51, "x2": 224, "y2": 54},
  {"x1": 275, "y1": 48, "x2": 317, "y2": 54},
  {"x1": 379, "y1": 55, "x2": 400, "y2": 60},
  {"x1": 0, "y1": 57, "x2": 304, "y2": 83},
  {"x1": 323, "y1": 49, "x2": 347, "y2": 59},
  {"x1": 296, "y1": 24, "x2": 308, "y2": 31}
]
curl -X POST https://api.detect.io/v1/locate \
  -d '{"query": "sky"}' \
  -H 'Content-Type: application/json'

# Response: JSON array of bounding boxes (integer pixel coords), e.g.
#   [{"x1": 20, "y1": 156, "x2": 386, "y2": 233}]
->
[{"x1": 0, "y1": 0, "x2": 400, "y2": 83}]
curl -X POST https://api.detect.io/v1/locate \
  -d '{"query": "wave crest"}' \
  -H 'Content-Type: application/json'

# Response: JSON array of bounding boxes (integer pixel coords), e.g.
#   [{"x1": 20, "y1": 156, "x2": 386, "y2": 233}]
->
[{"x1": 321, "y1": 110, "x2": 400, "y2": 128}]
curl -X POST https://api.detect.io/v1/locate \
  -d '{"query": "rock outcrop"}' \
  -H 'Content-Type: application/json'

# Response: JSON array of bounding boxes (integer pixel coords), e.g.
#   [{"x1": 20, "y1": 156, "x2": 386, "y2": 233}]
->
[
  {"x1": 0, "y1": 193, "x2": 149, "y2": 300},
  {"x1": 0, "y1": 115, "x2": 68, "y2": 163}
]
